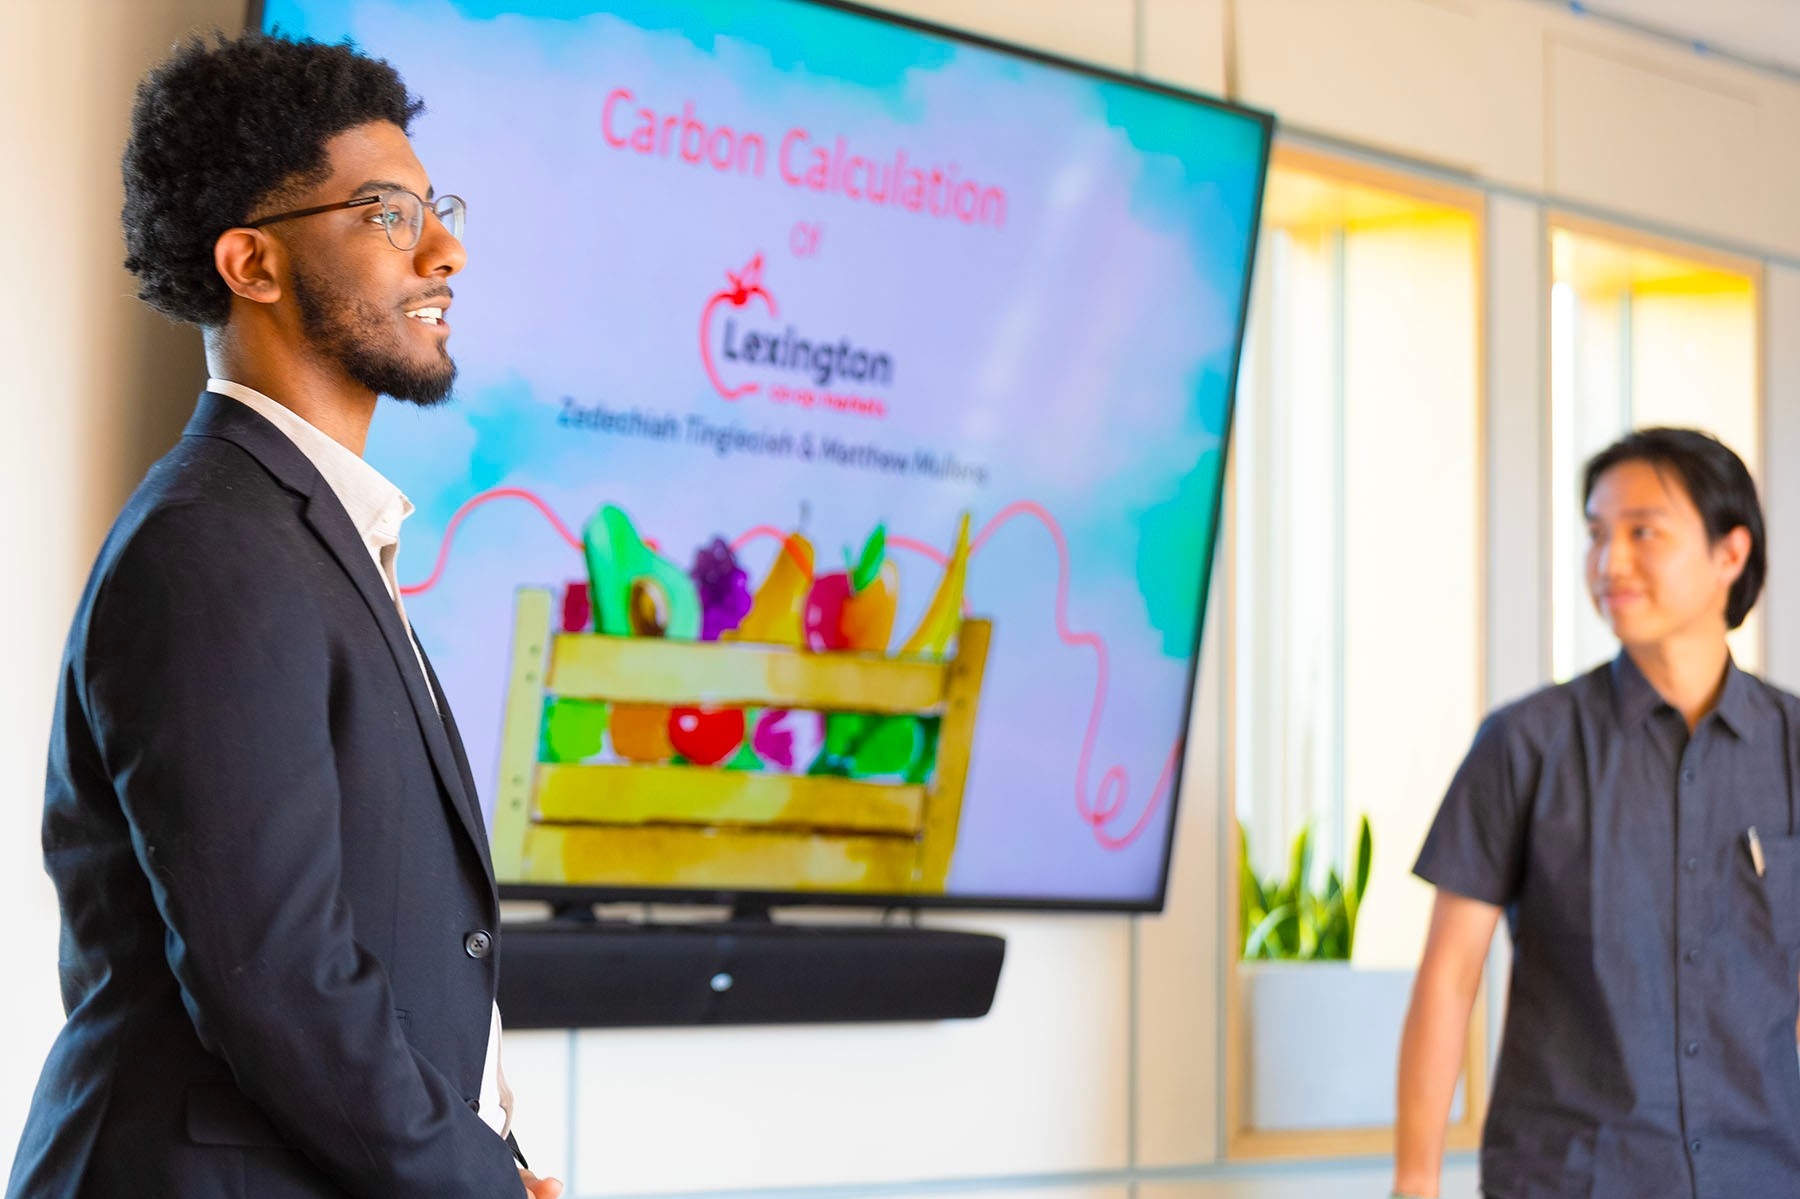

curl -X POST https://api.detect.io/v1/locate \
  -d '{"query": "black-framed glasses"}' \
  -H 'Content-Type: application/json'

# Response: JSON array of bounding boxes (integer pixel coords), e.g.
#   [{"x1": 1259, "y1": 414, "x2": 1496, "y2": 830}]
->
[{"x1": 245, "y1": 189, "x2": 465, "y2": 251}]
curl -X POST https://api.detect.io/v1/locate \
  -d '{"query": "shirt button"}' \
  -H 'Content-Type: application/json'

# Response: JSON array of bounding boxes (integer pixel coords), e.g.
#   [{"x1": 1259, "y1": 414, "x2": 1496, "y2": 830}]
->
[
  {"x1": 464, "y1": 929, "x2": 492, "y2": 959},
  {"x1": 1684, "y1": 1040, "x2": 1700, "y2": 1056},
  {"x1": 1684, "y1": 857, "x2": 1698, "y2": 872},
  {"x1": 1682, "y1": 768, "x2": 1695, "y2": 783},
  {"x1": 1684, "y1": 948, "x2": 1699, "y2": 964},
  {"x1": 1691, "y1": 1139, "x2": 1703, "y2": 1154}
]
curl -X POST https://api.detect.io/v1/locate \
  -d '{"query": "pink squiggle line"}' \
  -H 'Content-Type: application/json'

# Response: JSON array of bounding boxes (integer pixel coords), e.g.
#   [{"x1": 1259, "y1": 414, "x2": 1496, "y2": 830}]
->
[
  {"x1": 400, "y1": 488, "x2": 583, "y2": 597},
  {"x1": 409, "y1": 495, "x2": 1179, "y2": 849},
  {"x1": 740, "y1": 505, "x2": 1178, "y2": 849},
  {"x1": 969, "y1": 501, "x2": 1178, "y2": 850}
]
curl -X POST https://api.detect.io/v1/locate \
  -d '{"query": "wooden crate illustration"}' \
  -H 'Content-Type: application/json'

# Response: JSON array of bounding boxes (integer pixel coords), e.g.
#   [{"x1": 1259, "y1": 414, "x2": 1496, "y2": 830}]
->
[{"x1": 491, "y1": 587, "x2": 991, "y2": 893}]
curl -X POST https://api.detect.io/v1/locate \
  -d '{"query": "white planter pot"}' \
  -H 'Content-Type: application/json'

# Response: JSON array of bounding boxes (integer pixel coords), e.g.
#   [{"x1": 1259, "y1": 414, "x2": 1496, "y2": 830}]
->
[{"x1": 1241, "y1": 961, "x2": 1463, "y2": 1131}]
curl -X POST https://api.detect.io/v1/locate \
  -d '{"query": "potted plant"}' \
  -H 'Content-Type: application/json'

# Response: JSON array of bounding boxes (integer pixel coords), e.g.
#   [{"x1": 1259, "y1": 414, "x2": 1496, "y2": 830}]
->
[{"x1": 1237, "y1": 817, "x2": 1457, "y2": 1131}]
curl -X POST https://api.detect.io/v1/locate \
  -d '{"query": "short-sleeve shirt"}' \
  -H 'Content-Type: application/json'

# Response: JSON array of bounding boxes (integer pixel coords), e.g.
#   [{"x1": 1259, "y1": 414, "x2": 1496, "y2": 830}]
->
[{"x1": 1416, "y1": 653, "x2": 1800, "y2": 1199}]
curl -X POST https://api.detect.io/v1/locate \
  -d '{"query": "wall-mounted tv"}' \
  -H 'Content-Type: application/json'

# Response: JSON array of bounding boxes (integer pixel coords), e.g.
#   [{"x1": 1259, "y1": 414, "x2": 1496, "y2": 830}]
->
[{"x1": 255, "y1": 0, "x2": 1271, "y2": 912}]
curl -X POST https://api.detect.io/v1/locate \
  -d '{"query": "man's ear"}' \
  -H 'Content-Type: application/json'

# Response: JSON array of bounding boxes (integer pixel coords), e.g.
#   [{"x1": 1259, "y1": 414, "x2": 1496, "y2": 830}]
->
[
  {"x1": 1719, "y1": 525, "x2": 1753, "y2": 586},
  {"x1": 213, "y1": 228, "x2": 284, "y2": 306}
]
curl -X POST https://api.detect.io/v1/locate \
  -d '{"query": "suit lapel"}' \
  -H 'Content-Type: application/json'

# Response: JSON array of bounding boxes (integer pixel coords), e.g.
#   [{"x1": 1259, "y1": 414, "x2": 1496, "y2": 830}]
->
[{"x1": 184, "y1": 393, "x2": 496, "y2": 893}]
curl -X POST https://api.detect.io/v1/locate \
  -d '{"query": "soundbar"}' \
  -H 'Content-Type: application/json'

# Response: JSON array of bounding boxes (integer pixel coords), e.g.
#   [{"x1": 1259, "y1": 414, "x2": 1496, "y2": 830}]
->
[{"x1": 496, "y1": 918, "x2": 1006, "y2": 1028}]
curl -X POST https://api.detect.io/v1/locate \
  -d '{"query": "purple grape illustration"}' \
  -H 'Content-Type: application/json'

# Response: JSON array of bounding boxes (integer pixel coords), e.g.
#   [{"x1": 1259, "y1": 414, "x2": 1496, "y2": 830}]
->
[{"x1": 691, "y1": 537, "x2": 752, "y2": 641}]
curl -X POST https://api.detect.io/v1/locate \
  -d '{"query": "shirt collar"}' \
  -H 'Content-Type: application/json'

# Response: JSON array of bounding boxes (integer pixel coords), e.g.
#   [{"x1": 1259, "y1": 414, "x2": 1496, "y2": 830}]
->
[
  {"x1": 207, "y1": 378, "x2": 412, "y2": 551},
  {"x1": 1610, "y1": 649, "x2": 1758, "y2": 741},
  {"x1": 1712, "y1": 655, "x2": 1759, "y2": 741}
]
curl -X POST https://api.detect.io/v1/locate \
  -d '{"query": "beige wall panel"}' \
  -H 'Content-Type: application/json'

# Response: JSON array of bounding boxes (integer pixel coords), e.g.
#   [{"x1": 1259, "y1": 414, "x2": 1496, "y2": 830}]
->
[
  {"x1": 1135, "y1": 593, "x2": 1227, "y2": 1166},
  {"x1": 860, "y1": 0, "x2": 1136, "y2": 73},
  {"x1": 1470, "y1": 0, "x2": 1549, "y2": 191},
  {"x1": 1545, "y1": 38, "x2": 1759, "y2": 246},
  {"x1": 1, "y1": 0, "x2": 238, "y2": 1185},
  {"x1": 1142, "y1": 0, "x2": 1229, "y2": 97},
  {"x1": 1750, "y1": 79, "x2": 1800, "y2": 261},
  {"x1": 1233, "y1": 0, "x2": 1487, "y2": 172},
  {"x1": 0, "y1": 6, "x2": 89, "y2": 1180}
]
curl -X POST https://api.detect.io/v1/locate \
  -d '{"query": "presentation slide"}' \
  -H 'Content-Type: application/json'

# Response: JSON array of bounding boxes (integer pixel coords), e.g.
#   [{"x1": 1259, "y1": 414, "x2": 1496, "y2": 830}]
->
[{"x1": 263, "y1": 0, "x2": 1268, "y2": 905}]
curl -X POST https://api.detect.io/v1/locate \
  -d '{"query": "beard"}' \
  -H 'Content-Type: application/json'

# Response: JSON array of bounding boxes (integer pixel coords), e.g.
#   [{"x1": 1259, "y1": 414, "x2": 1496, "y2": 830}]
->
[{"x1": 290, "y1": 262, "x2": 457, "y2": 408}]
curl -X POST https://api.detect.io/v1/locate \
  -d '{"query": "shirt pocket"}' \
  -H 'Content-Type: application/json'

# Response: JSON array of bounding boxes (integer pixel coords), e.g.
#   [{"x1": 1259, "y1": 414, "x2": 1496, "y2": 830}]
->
[{"x1": 1744, "y1": 832, "x2": 1800, "y2": 953}]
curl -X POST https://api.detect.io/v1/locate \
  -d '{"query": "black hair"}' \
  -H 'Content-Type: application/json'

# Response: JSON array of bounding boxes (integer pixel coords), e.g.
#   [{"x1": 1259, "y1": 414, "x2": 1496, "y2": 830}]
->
[
  {"x1": 121, "y1": 32, "x2": 424, "y2": 327},
  {"x1": 1582, "y1": 427, "x2": 1765, "y2": 629}
]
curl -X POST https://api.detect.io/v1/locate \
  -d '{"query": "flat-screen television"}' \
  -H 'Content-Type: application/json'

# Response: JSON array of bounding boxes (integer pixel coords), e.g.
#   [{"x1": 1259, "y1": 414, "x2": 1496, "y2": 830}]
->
[{"x1": 254, "y1": 0, "x2": 1271, "y2": 912}]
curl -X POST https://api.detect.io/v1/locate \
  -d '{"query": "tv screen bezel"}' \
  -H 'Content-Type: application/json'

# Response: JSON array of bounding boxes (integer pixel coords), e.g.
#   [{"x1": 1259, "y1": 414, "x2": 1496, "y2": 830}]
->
[{"x1": 246, "y1": 0, "x2": 1273, "y2": 915}]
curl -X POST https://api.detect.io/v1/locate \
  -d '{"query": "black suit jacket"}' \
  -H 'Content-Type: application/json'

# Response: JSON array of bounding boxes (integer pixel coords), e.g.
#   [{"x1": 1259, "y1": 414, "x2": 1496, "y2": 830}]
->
[{"x1": 7, "y1": 394, "x2": 522, "y2": 1198}]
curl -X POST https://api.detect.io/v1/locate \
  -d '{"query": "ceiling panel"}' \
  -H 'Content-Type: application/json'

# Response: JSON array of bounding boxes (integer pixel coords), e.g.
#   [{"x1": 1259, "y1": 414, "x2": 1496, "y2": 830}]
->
[{"x1": 1568, "y1": 0, "x2": 1800, "y2": 78}]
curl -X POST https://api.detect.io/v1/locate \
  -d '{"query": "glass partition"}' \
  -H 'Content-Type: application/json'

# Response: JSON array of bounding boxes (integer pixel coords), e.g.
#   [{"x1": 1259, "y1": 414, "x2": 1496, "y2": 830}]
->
[
  {"x1": 1549, "y1": 222, "x2": 1761, "y2": 681},
  {"x1": 1226, "y1": 148, "x2": 1485, "y2": 1157}
]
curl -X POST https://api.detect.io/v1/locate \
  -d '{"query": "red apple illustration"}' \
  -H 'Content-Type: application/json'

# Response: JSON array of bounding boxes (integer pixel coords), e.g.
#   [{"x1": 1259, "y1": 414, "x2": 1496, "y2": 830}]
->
[
  {"x1": 668, "y1": 706, "x2": 746, "y2": 766},
  {"x1": 804, "y1": 572, "x2": 855, "y2": 651},
  {"x1": 805, "y1": 524, "x2": 897, "y2": 653}
]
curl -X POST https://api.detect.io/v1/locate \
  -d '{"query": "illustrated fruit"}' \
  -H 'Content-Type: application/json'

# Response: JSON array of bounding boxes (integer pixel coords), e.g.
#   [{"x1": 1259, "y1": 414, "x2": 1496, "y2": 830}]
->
[
  {"x1": 690, "y1": 537, "x2": 752, "y2": 642},
  {"x1": 727, "y1": 532, "x2": 813, "y2": 646},
  {"x1": 609, "y1": 703, "x2": 674, "y2": 762},
  {"x1": 723, "y1": 737, "x2": 764, "y2": 772},
  {"x1": 803, "y1": 573, "x2": 853, "y2": 651},
  {"x1": 751, "y1": 708, "x2": 826, "y2": 773},
  {"x1": 805, "y1": 524, "x2": 898, "y2": 653},
  {"x1": 816, "y1": 713, "x2": 937, "y2": 780},
  {"x1": 898, "y1": 512, "x2": 970, "y2": 657},
  {"x1": 841, "y1": 560, "x2": 898, "y2": 651},
  {"x1": 667, "y1": 706, "x2": 746, "y2": 767},
  {"x1": 560, "y1": 580, "x2": 591, "y2": 634},
  {"x1": 582, "y1": 505, "x2": 700, "y2": 639},
  {"x1": 540, "y1": 698, "x2": 607, "y2": 763}
]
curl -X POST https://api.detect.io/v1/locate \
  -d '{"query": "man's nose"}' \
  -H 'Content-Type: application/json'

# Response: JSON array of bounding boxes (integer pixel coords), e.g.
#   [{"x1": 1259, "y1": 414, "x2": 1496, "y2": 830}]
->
[
  {"x1": 1595, "y1": 535, "x2": 1631, "y2": 577},
  {"x1": 417, "y1": 213, "x2": 466, "y2": 277}
]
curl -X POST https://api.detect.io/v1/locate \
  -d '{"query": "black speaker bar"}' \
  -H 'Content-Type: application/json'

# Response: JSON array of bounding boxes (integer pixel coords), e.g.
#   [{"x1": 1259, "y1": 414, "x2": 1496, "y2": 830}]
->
[{"x1": 497, "y1": 920, "x2": 1006, "y2": 1028}]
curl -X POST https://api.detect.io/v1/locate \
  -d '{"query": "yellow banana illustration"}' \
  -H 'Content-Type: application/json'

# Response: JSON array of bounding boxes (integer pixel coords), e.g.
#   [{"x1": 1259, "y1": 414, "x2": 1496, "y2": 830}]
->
[{"x1": 899, "y1": 512, "x2": 970, "y2": 658}]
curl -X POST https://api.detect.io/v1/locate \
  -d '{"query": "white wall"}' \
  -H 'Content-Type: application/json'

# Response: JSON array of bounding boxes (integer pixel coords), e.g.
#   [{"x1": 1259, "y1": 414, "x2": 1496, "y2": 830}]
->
[
  {"x1": 8, "y1": 1, "x2": 1800, "y2": 1197},
  {"x1": 0, "y1": 0, "x2": 231, "y2": 1172}
]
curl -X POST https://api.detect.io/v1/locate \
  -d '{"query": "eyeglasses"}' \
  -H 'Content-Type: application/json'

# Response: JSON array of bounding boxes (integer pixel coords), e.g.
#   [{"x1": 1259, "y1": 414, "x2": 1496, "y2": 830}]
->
[{"x1": 245, "y1": 189, "x2": 466, "y2": 251}]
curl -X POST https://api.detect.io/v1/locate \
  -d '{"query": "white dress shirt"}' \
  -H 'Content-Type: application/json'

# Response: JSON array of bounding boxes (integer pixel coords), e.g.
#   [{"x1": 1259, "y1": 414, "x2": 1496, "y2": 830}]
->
[{"x1": 207, "y1": 378, "x2": 512, "y2": 1139}]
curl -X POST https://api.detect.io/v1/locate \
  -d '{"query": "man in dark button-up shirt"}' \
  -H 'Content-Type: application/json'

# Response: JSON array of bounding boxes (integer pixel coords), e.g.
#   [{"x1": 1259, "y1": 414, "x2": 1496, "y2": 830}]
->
[{"x1": 1392, "y1": 428, "x2": 1800, "y2": 1199}]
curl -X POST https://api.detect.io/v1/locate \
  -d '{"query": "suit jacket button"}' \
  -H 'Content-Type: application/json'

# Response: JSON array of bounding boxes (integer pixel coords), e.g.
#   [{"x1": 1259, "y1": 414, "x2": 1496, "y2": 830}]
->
[{"x1": 465, "y1": 929, "x2": 493, "y2": 959}]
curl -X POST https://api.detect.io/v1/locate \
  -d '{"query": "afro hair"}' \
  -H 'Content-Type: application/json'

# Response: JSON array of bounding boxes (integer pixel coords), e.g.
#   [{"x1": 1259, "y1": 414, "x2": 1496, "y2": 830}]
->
[{"x1": 121, "y1": 32, "x2": 424, "y2": 327}]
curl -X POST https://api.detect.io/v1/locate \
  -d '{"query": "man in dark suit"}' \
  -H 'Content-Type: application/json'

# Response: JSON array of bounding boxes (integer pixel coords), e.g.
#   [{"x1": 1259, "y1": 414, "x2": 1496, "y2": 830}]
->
[{"x1": 7, "y1": 33, "x2": 561, "y2": 1199}]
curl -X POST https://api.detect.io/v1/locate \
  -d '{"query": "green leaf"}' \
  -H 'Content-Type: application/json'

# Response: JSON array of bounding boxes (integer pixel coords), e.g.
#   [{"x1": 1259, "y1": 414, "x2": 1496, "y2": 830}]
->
[
  {"x1": 1296, "y1": 893, "x2": 1319, "y2": 958},
  {"x1": 851, "y1": 523, "x2": 886, "y2": 593},
  {"x1": 1287, "y1": 826, "x2": 1314, "y2": 898},
  {"x1": 1237, "y1": 818, "x2": 1375, "y2": 961},
  {"x1": 1245, "y1": 903, "x2": 1295, "y2": 959},
  {"x1": 1352, "y1": 815, "x2": 1373, "y2": 904},
  {"x1": 1239, "y1": 826, "x2": 1269, "y2": 914},
  {"x1": 1346, "y1": 814, "x2": 1374, "y2": 958}
]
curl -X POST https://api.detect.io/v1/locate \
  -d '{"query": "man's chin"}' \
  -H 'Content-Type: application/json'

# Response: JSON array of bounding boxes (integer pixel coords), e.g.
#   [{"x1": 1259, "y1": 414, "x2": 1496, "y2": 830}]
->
[
  {"x1": 352, "y1": 357, "x2": 457, "y2": 408},
  {"x1": 386, "y1": 378, "x2": 457, "y2": 408}
]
